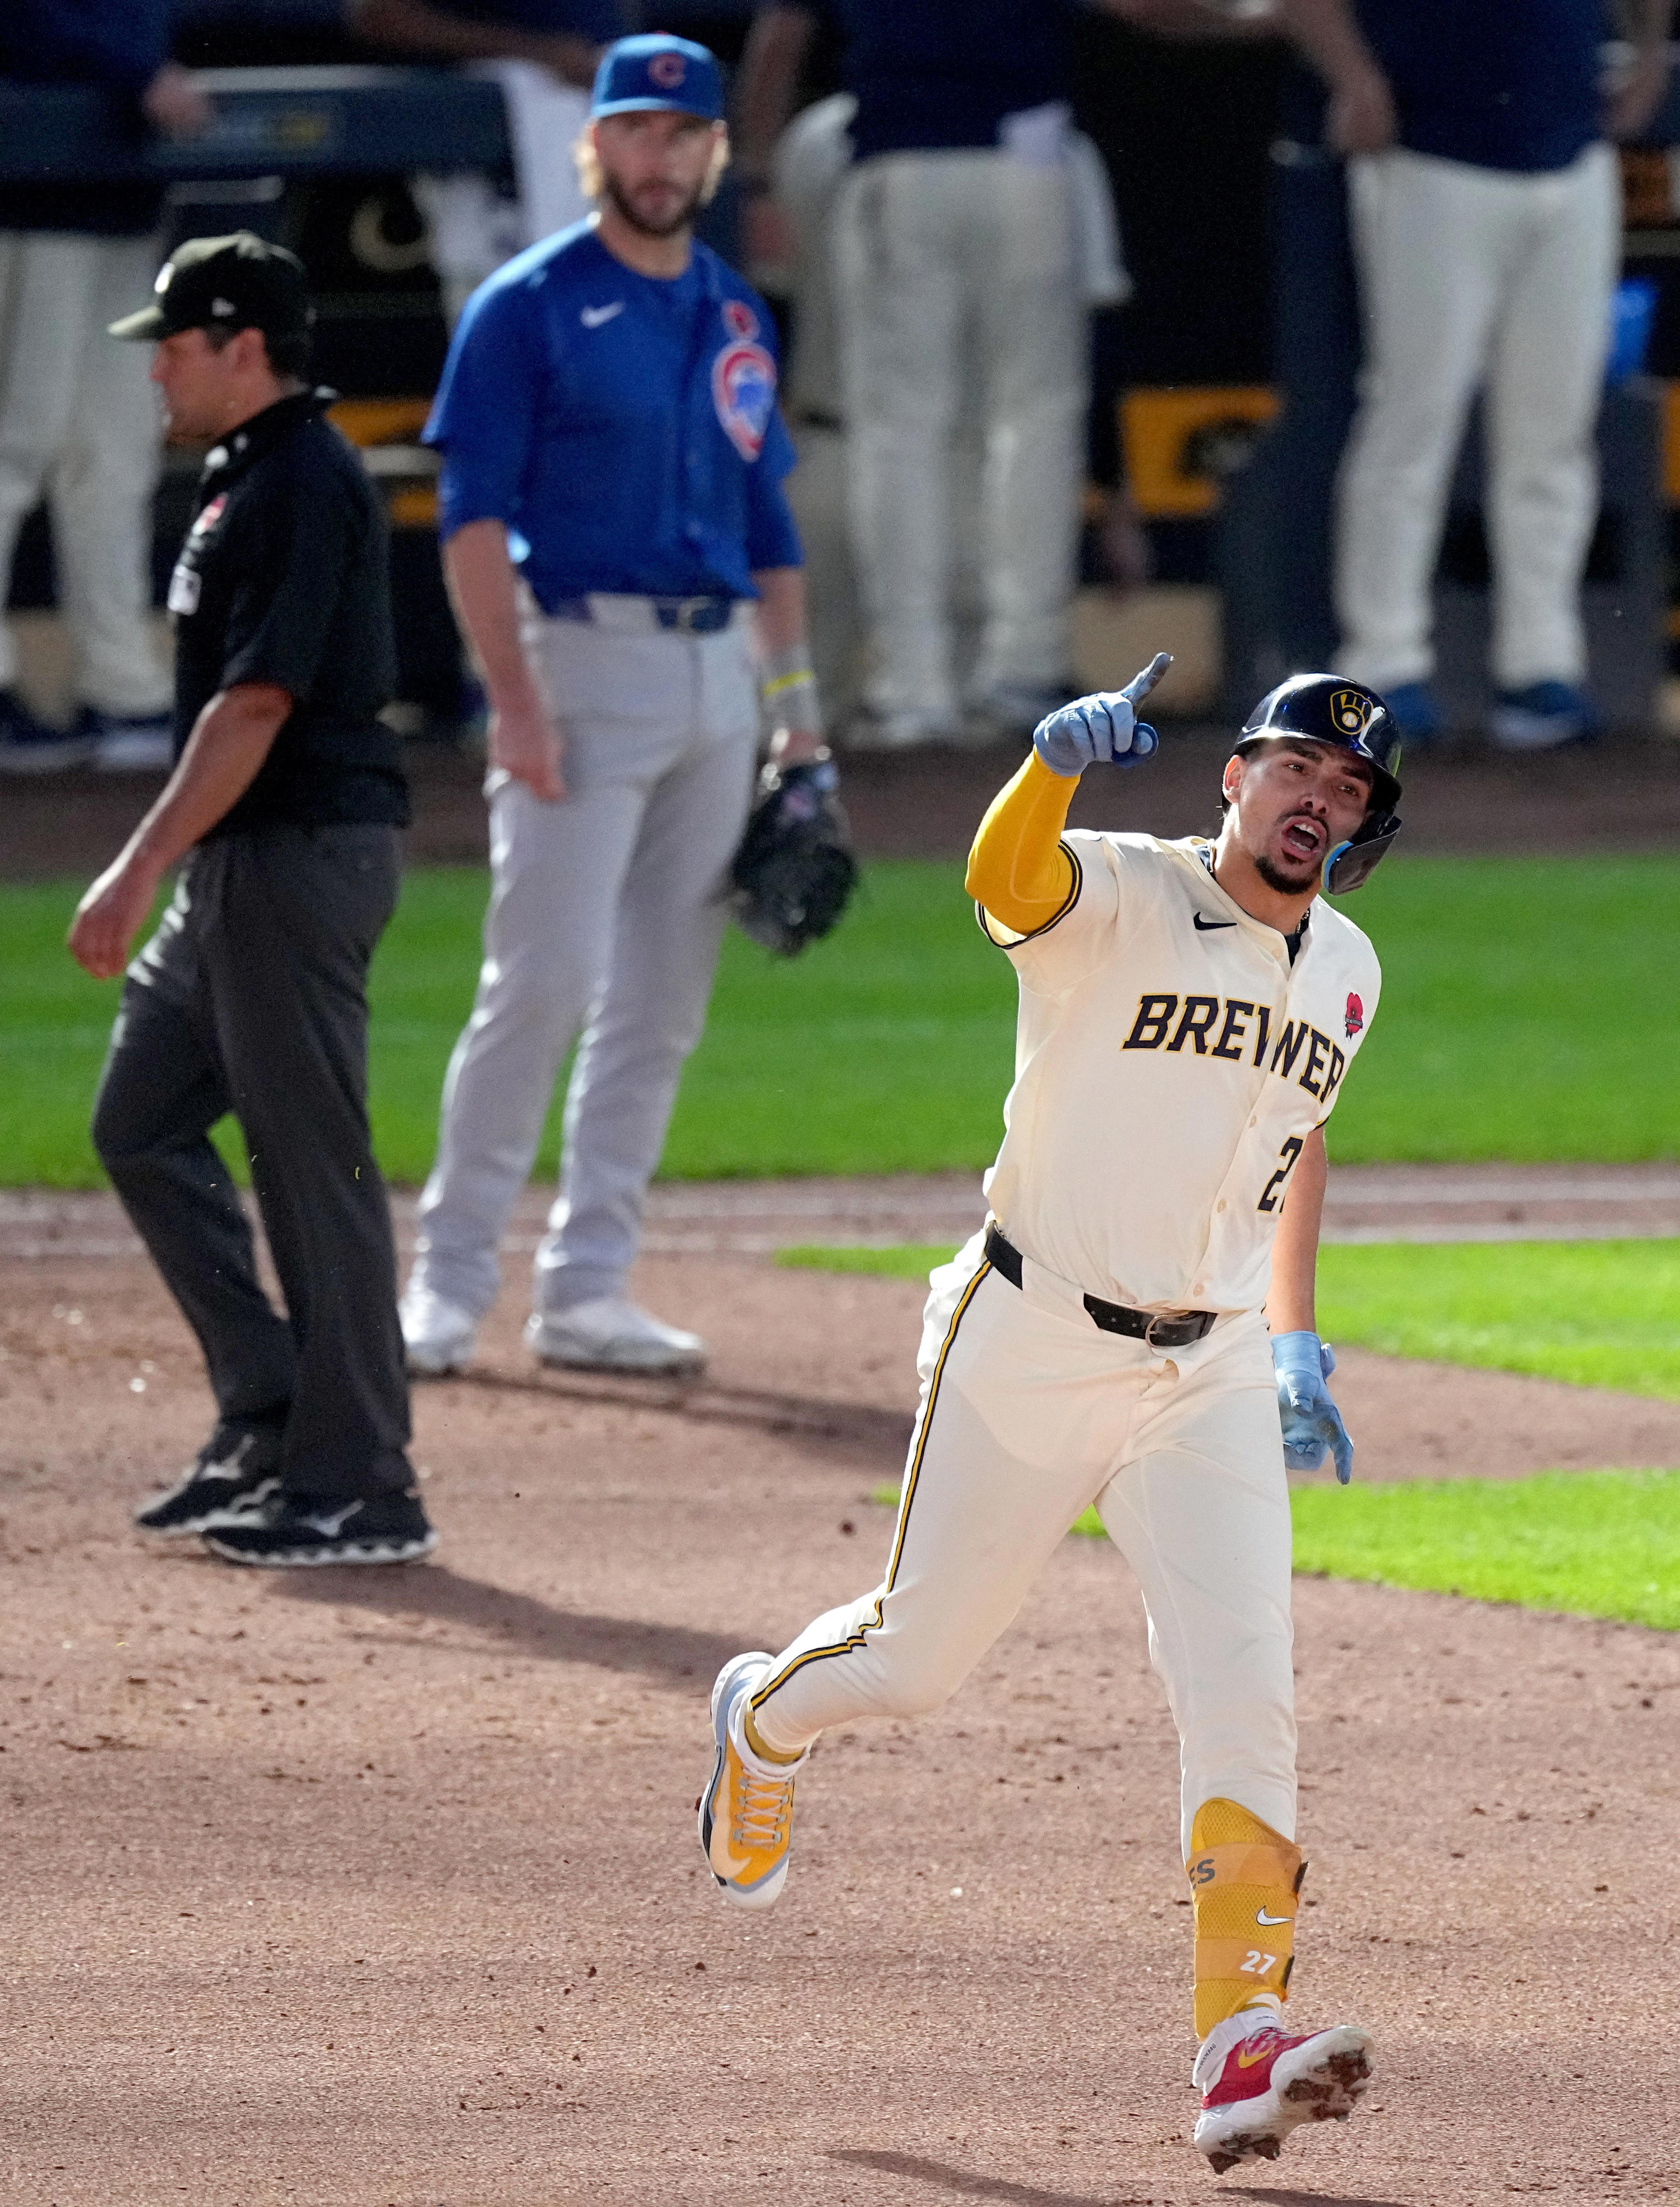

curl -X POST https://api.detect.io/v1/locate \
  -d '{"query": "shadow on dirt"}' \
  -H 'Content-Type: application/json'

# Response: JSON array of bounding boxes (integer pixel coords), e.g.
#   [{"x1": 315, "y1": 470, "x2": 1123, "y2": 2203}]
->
[
  {"x1": 828, "y1": 2150, "x2": 1139, "y2": 2207},
  {"x1": 829, "y1": 2153, "x2": 1411, "y2": 2207},
  {"x1": 268, "y1": 1563, "x2": 744, "y2": 1683},
  {"x1": 433, "y1": 1363, "x2": 914, "y2": 1467},
  {"x1": 1220, "y1": 2185, "x2": 1411, "y2": 2206}
]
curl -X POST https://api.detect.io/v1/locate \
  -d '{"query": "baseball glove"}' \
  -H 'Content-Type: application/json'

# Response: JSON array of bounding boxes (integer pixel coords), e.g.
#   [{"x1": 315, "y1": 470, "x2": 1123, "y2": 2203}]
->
[{"x1": 728, "y1": 753, "x2": 858, "y2": 957}]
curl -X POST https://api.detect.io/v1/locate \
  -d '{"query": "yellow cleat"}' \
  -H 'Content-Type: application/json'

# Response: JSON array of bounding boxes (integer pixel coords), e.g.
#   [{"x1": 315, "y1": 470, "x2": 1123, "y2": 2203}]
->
[{"x1": 699, "y1": 1652, "x2": 806, "y2": 1909}]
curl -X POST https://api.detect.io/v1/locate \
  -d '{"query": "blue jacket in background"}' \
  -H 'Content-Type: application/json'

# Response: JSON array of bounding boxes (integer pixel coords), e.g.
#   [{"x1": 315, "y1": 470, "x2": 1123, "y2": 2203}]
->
[
  {"x1": 1353, "y1": 0, "x2": 1609, "y2": 173},
  {"x1": 830, "y1": 0, "x2": 1079, "y2": 163},
  {"x1": 1, "y1": 0, "x2": 173, "y2": 234}
]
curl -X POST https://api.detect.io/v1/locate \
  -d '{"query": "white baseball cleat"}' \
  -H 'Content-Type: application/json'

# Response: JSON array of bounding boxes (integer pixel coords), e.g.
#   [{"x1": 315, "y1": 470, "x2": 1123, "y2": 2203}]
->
[
  {"x1": 1192, "y1": 2011, "x2": 1374, "y2": 2174},
  {"x1": 525, "y1": 1297, "x2": 707, "y2": 1375},
  {"x1": 698, "y1": 1651, "x2": 807, "y2": 1909},
  {"x1": 399, "y1": 1285, "x2": 476, "y2": 1375}
]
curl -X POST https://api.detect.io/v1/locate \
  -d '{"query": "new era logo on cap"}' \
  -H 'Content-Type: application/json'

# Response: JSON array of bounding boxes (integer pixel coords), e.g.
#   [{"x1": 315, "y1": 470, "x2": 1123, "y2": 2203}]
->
[{"x1": 108, "y1": 232, "x2": 311, "y2": 345}]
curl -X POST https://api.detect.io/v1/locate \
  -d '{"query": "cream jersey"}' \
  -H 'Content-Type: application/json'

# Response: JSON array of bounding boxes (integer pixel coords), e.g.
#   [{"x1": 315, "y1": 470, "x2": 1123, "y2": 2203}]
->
[{"x1": 980, "y1": 831, "x2": 1382, "y2": 1315}]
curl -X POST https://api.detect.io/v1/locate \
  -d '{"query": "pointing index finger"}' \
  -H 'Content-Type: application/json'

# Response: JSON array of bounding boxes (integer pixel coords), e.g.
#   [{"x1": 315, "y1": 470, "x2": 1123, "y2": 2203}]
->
[{"x1": 1120, "y1": 650, "x2": 1174, "y2": 707}]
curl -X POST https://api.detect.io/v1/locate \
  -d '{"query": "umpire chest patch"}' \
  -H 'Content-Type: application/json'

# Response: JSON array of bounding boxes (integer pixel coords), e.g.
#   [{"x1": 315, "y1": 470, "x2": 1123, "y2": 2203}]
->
[{"x1": 166, "y1": 561, "x2": 201, "y2": 617}]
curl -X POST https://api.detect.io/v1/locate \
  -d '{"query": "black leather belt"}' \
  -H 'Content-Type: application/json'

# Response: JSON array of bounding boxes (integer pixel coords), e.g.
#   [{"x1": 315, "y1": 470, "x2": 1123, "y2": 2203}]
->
[
  {"x1": 983, "y1": 1224, "x2": 1218, "y2": 1349},
  {"x1": 550, "y1": 593, "x2": 735, "y2": 634}
]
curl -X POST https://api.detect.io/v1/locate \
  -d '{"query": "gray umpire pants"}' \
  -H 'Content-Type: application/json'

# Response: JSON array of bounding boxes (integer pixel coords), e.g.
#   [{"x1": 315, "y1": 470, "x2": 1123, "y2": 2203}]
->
[
  {"x1": 410, "y1": 604, "x2": 760, "y2": 1321},
  {"x1": 91, "y1": 825, "x2": 413, "y2": 1507}
]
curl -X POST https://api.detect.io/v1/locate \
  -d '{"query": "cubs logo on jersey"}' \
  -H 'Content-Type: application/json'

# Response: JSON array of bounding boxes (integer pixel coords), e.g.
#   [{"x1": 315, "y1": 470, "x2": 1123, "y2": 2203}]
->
[
  {"x1": 712, "y1": 335, "x2": 777, "y2": 461},
  {"x1": 1329, "y1": 688, "x2": 1372, "y2": 736}
]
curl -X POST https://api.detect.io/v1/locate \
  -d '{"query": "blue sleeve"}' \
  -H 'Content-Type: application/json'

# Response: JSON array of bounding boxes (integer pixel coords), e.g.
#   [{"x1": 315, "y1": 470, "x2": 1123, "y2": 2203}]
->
[
  {"x1": 744, "y1": 404, "x2": 803, "y2": 571},
  {"x1": 1, "y1": 0, "x2": 170, "y2": 92},
  {"x1": 446, "y1": 0, "x2": 626, "y2": 34},
  {"x1": 424, "y1": 277, "x2": 545, "y2": 544}
]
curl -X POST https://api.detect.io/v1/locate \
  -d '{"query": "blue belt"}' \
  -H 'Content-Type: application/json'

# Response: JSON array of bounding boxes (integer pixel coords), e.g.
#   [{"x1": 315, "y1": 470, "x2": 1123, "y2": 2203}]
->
[{"x1": 550, "y1": 593, "x2": 736, "y2": 634}]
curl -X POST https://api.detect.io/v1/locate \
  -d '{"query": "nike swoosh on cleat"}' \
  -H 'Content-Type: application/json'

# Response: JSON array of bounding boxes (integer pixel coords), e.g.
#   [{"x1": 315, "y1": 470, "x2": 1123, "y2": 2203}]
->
[
  {"x1": 580, "y1": 302, "x2": 625, "y2": 327},
  {"x1": 299, "y1": 1505, "x2": 361, "y2": 1538},
  {"x1": 1256, "y1": 1907, "x2": 1292, "y2": 1924},
  {"x1": 1193, "y1": 914, "x2": 1237, "y2": 931}
]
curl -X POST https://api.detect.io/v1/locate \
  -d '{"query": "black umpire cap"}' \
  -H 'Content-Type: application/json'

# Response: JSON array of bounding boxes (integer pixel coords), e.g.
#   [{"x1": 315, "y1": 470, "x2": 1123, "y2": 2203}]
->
[{"x1": 108, "y1": 232, "x2": 314, "y2": 344}]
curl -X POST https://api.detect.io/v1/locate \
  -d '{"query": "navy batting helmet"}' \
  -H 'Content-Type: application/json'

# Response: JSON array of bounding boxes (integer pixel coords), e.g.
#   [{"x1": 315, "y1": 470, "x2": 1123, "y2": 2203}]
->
[{"x1": 1234, "y1": 673, "x2": 1403, "y2": 894}]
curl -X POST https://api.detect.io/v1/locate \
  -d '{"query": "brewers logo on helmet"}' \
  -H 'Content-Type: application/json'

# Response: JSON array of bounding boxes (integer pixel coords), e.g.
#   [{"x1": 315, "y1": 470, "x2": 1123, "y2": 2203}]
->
[
  {"x1": 1235, "y1": 672, "x2": 1404, "y2": 896},
  {"x1": 1329, "y1": 687, "x2": 1373, "y2": 737}
]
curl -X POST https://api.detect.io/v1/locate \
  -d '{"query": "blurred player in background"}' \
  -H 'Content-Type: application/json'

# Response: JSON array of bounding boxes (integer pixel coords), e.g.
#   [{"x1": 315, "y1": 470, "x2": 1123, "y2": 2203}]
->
[
  {"x1": 399, "y1": 35, "x2": 823, "y2": 1382},
  {"x1": 1281, "y1": 0, "x2": 1673, "y2": 749},
  {"x1": 733, "y1": 0, "x2": 1135, "y2": 744},
  {"x1": 350, "y1": 0, "x2": 625, "y2": 325},
  {"x1": 0, "y1": 0, "x2": 206, "y2": 774},
  {"x1": 733, "y1": 0, "x2": 1142, "y2": 751}
]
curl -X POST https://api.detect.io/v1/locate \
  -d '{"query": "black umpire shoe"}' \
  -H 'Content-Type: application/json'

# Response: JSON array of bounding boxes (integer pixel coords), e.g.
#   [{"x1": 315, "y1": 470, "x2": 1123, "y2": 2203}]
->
[
  {"x1": 201, "y1": 1489, "x2": 437, "y2": 1568},
  {"x1": 133, "y1": 1420, "x2": 284, "y2": 1536}
]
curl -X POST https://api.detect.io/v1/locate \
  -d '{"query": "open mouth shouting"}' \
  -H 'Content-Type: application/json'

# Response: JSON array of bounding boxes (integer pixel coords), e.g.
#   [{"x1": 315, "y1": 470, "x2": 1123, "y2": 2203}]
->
[{"x1": 1276, "y1": 811, "x2": 1328, "y2": 866}]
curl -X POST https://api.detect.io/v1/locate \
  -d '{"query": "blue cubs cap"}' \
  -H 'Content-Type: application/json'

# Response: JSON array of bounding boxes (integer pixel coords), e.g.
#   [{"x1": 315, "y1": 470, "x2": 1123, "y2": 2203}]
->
[{"x1": 590, "y1": 34, "x2": 724, "y2": 123}]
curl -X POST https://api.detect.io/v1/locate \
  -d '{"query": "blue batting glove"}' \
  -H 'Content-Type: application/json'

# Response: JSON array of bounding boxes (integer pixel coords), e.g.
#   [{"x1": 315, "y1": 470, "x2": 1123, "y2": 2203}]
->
[
  {"x1": 1271, "y1": 1329, "x2": 1354, "y2": 1484},
  {"x1": 1031, "y1": 652, "x2": 1173, "y2": 778}
]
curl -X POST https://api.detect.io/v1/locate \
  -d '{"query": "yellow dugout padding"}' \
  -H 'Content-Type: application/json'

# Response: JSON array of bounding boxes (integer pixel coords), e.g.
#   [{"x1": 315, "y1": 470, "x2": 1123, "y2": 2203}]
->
[{"x1": 1120, "y1": 386, "x2": 1279, "y2": 519}]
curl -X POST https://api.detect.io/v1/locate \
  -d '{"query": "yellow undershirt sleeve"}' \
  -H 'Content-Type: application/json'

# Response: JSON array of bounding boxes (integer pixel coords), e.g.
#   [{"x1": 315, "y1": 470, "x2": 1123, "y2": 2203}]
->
[{"x1": 964, "y1": 752, "x2": 1080, "y2": 937}]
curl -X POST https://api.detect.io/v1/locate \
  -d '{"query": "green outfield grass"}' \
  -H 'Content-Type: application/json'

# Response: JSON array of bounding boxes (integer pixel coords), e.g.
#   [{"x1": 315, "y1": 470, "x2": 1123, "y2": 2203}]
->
[
  {"x1": 1287, "y1": 1468, "x2": 1680, "y2": 1629},
  {"x1": 781, "y1": 1238, "x2": 1680, "y2": 1401},
  {"x1": 2, "y1": 850, "x2": 1676, "y2": 1186},
  {"x1": 866, "y1": 1468, "x2": 1680, "y2": 1631}
]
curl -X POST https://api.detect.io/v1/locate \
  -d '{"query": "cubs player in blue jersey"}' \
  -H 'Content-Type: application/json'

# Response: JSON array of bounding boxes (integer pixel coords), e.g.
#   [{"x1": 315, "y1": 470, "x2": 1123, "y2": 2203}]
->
[{"x1": 401, "y1": 34, "x2": 825, "y2": 1378}]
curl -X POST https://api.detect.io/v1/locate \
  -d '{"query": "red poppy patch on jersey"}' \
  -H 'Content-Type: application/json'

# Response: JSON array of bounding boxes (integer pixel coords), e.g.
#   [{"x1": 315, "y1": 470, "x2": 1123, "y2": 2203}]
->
[
  {"x1": 1344, "y1": 992, "x2": 1364, "y2": 1038},
  {"x1": 722, "y1": 297, "x2": 759, "y2": 340},
  {"x1": 711, "y1": 339, "x2": 776, "y2": 460}
]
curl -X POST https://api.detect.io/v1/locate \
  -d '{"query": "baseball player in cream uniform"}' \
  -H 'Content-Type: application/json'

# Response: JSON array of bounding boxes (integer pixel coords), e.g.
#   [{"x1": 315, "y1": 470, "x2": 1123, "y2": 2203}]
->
[{"x1": 698, "y1": 663, "x2": 1406, "y2": 2176}]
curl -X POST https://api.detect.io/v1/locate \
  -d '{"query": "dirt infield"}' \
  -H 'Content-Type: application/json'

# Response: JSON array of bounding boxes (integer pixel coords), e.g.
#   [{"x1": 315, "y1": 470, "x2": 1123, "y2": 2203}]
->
[{"x1": 2, "y1": 1223, "x2": 1677, "y2": 2207}]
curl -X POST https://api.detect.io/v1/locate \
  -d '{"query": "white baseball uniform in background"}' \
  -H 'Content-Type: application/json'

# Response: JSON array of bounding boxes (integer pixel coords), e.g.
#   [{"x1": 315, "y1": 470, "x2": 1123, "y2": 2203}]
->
[{"x1": 748, "y1": 829, "x2": 1381, "y2": 1854}]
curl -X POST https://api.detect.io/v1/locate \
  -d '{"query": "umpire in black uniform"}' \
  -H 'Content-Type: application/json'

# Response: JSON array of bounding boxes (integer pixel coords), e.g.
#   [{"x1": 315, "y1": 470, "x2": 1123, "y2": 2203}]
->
[{"x1": 70, "y1": 234, "x2": 434, "y2": 1567}]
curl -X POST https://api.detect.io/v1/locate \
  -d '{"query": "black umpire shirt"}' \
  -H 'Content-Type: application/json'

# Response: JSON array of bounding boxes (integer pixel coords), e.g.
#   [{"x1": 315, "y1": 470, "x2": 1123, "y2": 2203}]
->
[{"x1": 167, "y1": 389, "x2": 410, "y2": 836}]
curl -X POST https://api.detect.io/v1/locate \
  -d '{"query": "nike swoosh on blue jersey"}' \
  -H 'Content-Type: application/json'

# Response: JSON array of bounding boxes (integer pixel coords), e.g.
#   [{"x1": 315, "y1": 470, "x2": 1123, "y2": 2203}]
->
[{"x1": 580, "y1": 302, "x2": 625, "y2": 329}]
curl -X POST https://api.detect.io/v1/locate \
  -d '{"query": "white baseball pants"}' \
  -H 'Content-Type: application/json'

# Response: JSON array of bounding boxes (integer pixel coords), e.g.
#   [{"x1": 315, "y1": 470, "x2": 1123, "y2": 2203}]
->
[
  {"x1": 749, "y1": 1235, "x2": 1298, "y2": 1854},
  {"x1": 413, "y1": 64, "x2": 591, "y2": 326},
  {"x1": 1335, "y1": 143, "x2": 1620, "y2": 692},
  {"x1": 0, "y1": 229, "x2": 170, "y2": 714},
  {"x1": 410, "y1": 604, "x2": 760, "y2": 1319},
  {"x1": 833, "y1": 151, "x2": 1086, "y2": 724}
]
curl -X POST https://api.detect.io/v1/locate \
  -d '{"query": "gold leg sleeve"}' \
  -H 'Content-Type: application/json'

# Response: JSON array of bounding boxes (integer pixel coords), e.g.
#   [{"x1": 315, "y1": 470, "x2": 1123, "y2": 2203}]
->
[{"x1": 1186, "y1": 1796, "x2": 1306, "y2": 2039}]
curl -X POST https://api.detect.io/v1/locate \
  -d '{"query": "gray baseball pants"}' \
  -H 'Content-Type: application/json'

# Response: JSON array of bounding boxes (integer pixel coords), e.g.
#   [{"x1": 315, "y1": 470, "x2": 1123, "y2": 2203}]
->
[{"x1": 410, "y1": 603, "x2": 760, "y2": 1320}]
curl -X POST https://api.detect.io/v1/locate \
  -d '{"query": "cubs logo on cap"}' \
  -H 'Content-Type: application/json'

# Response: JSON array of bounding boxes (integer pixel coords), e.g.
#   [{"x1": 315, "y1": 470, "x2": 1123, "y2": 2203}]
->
[{"x1": 591, "y1": 34, "x2": 724, "y2": 122}]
